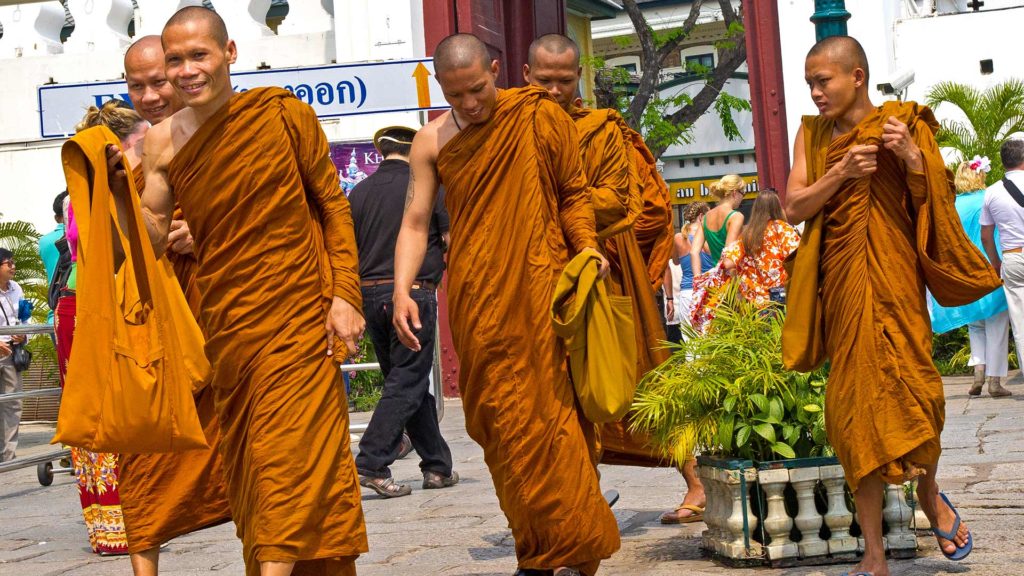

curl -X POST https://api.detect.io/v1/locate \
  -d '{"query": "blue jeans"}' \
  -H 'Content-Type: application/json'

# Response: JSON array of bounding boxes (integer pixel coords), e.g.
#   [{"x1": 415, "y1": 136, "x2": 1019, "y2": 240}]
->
[{"x1": 355, "y1": 284, "x2": 452, "y2": 478}]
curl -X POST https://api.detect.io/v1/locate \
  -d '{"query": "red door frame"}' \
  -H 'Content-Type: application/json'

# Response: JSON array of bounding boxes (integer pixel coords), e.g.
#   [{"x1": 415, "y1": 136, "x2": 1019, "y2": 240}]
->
[{"x1": 741, "y1": 0, "x2": 791, "y2": 199}]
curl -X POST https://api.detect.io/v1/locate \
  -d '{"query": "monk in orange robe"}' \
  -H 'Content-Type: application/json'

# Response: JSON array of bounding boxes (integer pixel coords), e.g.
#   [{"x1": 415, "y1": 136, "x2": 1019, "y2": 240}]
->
[
  {"x1": 784, "y1": 36, "x2": 999, "y2": 576},
  {"x1": 523, "y1": 34, "x2": 702, "y2": 524},
  {"x1": 393, "y1": 34, "x2": 618, "y2": 576},
  {"x1": 109, "y1": 36, "x2": 232, "y2": 576},
  {"x1": 110, "y1": 8, "x2": 367, "y2": 576}
]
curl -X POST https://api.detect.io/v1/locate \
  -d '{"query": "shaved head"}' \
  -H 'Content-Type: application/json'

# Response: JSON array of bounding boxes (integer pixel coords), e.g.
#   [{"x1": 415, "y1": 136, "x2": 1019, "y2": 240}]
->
[
  {"x1": 124, "y1": 35, "x2": 162, "y2": 68},
  {"x1": 527, "y1": 34, "x2": 580, "y2": 68},
  {"x1": 806, "y1": 35, "x2": 869, "y2": 83},
  {"x1": 433, "y1": 33, "x2": 492, "y2": 76},
  {"x1": 164, "y1": 6, "x2": 228, "y2": 47}
]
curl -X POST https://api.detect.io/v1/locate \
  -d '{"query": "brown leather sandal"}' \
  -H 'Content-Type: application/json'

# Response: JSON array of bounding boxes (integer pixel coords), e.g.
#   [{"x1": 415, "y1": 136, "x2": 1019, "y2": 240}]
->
[
  {"x1": 423, "y1": 470, "x2": 460, "y2": 489},
  {"x1": 359, "y1": 475, "x2": 412, "y2": 498}
]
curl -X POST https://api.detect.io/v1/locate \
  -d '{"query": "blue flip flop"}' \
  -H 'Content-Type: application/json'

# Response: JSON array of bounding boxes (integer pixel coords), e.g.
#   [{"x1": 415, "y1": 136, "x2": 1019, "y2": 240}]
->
[
  {"x1": 839, "y1": 572, "x2": 872, "y2": 575},
  {"x1": 933, "y1": 492, "x2": 973, "y2": 561}
]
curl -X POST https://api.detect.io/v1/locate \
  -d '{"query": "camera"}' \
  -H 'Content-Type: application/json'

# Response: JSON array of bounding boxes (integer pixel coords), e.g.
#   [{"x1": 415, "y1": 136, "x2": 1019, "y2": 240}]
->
[{"x1": 877, "y1": 69, "x2": 915, "y2": 96}]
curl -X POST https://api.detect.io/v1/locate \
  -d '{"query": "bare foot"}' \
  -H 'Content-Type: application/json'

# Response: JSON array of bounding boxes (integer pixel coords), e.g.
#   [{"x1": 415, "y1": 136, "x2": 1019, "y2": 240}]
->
[{"x1": 659, "y1": 487, "x2": 705, "y2": 523}]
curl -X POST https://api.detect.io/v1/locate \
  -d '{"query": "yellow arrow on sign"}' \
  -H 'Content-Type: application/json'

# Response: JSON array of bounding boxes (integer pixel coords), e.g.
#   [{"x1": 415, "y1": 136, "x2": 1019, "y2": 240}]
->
[{"x1": 413, "y1": 62, "x2": 432, "y2": 108}]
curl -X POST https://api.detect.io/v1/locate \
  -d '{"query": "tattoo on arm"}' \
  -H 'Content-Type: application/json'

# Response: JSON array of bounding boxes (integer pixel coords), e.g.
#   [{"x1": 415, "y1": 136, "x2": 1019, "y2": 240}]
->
[{"x1": 404, "y1": 169, "x2": 416, "y2": 211}]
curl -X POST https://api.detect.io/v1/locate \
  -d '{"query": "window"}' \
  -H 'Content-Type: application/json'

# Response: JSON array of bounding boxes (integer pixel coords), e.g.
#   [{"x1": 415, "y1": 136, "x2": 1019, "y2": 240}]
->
[
  {"x1": 723, "y1": 155, "x2": 730, "y2": 165},
  {"x1": 616, "y1": 63, "x2": 638, "y2": 74},
  {"x1": 708, "y1": 157, "x2": 715, "y2": 166},
  {"x1": 678, "y1": 159, "x2": 686, "y2": 168},
  {"x1": 685, "y1": 53, "x2": 715, "y2": 73},
  {"x1": 737, "y1": 154, "x2": 744, "y2": 163}
]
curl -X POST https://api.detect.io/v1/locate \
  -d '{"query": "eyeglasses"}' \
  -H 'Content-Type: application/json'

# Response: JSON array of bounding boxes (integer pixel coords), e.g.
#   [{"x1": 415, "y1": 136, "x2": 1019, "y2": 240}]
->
[{"x1": 0, "y1": 261, "x2": 14, "y2": 268}]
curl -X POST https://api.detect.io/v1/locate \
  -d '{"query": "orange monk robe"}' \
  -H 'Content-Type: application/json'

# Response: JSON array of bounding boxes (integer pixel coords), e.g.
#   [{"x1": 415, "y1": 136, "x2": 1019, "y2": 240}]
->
[
  {"x1": 571, "y1": 107, "x2": 674, "y2": 468},
  {"x1": 438, "y1": 86, "x2": 619, "y2": 573},
  {"x1": 117, "y1": 170, "x2": 232, "y2": 553},
  {"x1": 793, "y1": 101, "x2": 1000, "y2": 493},
  {"x1": 166, "y1": 87, "x2": 367, "y2": 575}
]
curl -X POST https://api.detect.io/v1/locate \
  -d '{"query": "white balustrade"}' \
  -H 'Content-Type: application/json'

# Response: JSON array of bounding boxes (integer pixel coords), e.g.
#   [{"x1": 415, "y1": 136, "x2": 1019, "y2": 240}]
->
[
  {"x1": 789, "y1": 467, "x2": 828, "y2": 558},
  {"x1": 214, "y1": 0, "x2": 274, "y2": 40},
  {"x1": 820, "y1": 464, "x2": 858, "y2": 555},
  {"x1": 759, "y1": 467, "x2": 797, "y2": 560},
  {"x1": 883, "y1": 483, "x2": 917, "y2": 552},
  {"x1": 277, "y1": 0, "x2": 333, "y2": 35},
  {"x1": 63, "y1": 0, "x2": 133, "y2": 53},
  {"x1": 0, "y1": 2, "x2": 66, "y2": 58},
  {"x1": 134, "y1": 0, "x2": 204, "y2": 38}
]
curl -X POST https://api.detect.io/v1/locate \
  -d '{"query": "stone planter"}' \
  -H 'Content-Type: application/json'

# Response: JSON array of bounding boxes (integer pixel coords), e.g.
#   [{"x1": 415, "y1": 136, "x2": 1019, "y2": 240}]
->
[{"x1": 697, "y1": 455, "x2": 917, "y2": 567}]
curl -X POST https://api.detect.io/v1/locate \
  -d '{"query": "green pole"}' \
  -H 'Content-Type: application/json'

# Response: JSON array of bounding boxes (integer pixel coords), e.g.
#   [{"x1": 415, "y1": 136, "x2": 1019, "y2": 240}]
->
[{"x1": 811, "y1": 0, "x2": 851, "y2": 41}]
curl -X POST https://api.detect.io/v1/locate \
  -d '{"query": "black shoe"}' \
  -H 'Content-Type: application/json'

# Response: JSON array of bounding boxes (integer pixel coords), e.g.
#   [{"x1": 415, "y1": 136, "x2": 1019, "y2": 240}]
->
[
  {"x1": 397, "y1": 433, "x2": 414, "y2": 459},
  {"x1": 513, "y1": 570, "x2": 551, "y2": 576}
]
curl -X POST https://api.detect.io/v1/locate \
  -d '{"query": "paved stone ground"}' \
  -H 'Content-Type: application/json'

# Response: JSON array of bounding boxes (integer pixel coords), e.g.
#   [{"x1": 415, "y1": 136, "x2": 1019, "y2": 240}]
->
[{"x1": 1, "y1": 374, "x2": 1023, "y2": 575}]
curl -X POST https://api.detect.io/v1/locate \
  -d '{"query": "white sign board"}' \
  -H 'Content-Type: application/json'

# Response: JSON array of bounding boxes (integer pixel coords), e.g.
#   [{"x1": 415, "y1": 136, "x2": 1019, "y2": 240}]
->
[{"x1": 37, "y1": 58, "x2": 449, "y2": 139}]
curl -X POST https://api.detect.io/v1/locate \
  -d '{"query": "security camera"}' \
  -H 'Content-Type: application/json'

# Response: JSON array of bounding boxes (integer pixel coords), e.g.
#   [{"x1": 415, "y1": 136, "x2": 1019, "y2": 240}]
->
[{"x1": 877, "y1": 69, "x2": 915, "y2": 95}]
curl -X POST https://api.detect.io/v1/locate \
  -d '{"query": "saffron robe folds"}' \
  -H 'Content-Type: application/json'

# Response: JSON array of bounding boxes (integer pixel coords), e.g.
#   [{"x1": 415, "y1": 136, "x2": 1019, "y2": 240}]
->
[
  {"x1": 167, "y1": 88, "x2": 367, "y2": 574},
  {"x1": 572, "y1": 107, "x2": 674, "y2": 468},
  {"x1": 437, "y1": 86, "x2": 619, "y2": 572},
  {"x1": 118, "y1": 170, "x2": 232, "y2": 554},
  {"x1": 792, "y1": 101, "x2": 1000, "y2": 492}
]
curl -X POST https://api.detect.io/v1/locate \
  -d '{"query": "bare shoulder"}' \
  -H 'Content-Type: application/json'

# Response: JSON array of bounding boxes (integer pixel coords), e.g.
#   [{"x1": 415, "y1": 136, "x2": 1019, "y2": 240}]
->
[{"x1": 142, "y1": 119, "x2": 173, "y2": 167}]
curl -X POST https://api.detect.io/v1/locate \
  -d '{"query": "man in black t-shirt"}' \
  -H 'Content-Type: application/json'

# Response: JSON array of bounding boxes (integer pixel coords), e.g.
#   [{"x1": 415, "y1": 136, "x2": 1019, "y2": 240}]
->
[{"x1": 348, "y1": 126, "x2": 457, "y2": 498}]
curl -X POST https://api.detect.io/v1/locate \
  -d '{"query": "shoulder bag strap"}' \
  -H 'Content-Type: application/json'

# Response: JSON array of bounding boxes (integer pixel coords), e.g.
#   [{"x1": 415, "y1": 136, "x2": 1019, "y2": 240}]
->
[{"x1": 1003, "y1": 177, "x2": 1024, "y2": 208}]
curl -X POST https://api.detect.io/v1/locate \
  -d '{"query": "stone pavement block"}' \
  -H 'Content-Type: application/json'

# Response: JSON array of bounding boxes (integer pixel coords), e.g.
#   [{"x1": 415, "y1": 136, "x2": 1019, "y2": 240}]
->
[{"x1": 4, "y1": 381, "x2": 1024, "y2": 575}]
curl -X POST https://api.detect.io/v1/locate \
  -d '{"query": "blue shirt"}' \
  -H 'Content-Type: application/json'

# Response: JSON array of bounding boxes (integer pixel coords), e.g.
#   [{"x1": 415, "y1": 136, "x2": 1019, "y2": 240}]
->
[
  {"x1": 679, "y1": 234, "x2": 716, "y2": 290},
  {"x1": 38, "y1": 224, "x2": 64, "y2": 324}
]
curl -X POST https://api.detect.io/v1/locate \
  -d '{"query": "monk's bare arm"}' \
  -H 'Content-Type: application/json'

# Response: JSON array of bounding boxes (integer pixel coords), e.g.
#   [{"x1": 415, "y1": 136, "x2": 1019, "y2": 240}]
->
[
  {"x1": 393, "y1": 126, "x2": 440, "y2": 351},
  {"x1": 139, "y1": 124, "x2": 175, "y2": 258},
  {"x1": 784, "y1": 125, "x2": 878, "y2": 224}
]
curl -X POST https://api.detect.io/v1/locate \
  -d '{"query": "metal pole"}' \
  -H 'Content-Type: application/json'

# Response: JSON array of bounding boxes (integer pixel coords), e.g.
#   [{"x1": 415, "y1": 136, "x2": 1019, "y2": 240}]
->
[
  {"x1": 811, "y1": 0, "x2": 852, "y2": 41},
  {"x1": 0, "y1": 448, "x2": 71, "y2": 474}
]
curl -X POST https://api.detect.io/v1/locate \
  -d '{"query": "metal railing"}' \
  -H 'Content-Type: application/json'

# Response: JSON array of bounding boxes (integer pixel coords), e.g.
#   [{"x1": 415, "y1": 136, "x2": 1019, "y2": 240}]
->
[
  {"x1": 0, "y1": 323, "x2": 71, "y2": 484},
  {"x1": 0, "y1": 321, "x2": 446, "y2": 483}
]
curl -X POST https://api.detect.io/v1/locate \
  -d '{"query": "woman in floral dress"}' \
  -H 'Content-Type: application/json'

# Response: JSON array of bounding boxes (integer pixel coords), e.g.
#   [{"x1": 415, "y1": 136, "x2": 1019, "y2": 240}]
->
[{"x1": 721, "y1": 189, "x2": 800, "y2": 307}]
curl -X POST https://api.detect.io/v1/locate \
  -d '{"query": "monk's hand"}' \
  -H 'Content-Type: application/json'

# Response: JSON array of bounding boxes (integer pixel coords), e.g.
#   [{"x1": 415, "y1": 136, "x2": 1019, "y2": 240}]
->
[
  {"x1": 581, "y1": 247, "x2": 611, "y2": 280},
  {"x1": 835, "y1": 144, "x2": 878, "y2": 180},
  {"x1": 882, "y1": 116, "x2": 923, "y2": 171},
  {"x1": 106, "y1": 144, "x2": 129, "y2": 197},
  {"x1": 393, "y1": 292, "x2": 422, "y2": 352},
  {"x1": 167, "y1": 219, "x2": 194, "y2": 255},
  {"x1": 326, "y1": 296, "x2": 364, "y2": 361}
]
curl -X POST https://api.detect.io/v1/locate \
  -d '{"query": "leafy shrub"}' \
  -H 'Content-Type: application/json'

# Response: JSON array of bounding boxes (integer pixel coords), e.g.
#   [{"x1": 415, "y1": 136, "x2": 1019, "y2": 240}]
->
[{"x1": 630, "y1": 281, "x2": 831, "y2": 464}]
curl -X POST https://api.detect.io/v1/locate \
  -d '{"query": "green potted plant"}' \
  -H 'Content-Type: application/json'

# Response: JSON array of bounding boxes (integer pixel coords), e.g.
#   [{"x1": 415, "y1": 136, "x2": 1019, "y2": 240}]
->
[{"x1": 630, "y1": 281, "x2": 916, "y2": 566}]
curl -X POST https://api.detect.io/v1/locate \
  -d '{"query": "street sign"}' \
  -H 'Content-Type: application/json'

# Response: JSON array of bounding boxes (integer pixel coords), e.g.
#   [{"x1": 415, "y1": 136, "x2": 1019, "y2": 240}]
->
[{"x1": 36, "y1": 57, "x2": 449, "y2": 139}]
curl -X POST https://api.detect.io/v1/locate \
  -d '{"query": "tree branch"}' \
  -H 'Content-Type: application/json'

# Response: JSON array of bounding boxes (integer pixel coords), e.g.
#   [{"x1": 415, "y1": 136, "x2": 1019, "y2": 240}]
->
[{"x1": 647, "y1": 35, "x2": 747, "y2": 158}]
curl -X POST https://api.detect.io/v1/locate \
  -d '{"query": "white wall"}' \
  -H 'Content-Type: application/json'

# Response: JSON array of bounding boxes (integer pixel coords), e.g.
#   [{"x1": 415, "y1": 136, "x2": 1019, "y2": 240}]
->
[{"x1": 0, "y1": 0, "x2": 428, "y2": 234}]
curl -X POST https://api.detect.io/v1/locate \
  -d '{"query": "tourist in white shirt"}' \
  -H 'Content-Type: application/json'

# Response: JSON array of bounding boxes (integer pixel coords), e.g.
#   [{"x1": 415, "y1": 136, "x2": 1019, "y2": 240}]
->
[
  {"x1": 981, "y1": 134, "x2": 1024, "y2": 395},
  {"x1": 0, "y1": 248, "x2": 25, "y2": 461}
]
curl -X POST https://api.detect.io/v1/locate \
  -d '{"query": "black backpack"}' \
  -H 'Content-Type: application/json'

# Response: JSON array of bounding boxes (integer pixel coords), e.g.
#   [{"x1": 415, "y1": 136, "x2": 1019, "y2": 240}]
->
[{"x1": 48, "y1": 236, "x2": 72, "y2": 311}]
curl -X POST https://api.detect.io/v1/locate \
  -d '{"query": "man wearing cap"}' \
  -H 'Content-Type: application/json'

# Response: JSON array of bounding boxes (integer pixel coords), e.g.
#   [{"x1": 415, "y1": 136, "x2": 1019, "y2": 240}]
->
[{"x1": 348, "y1": 126, "x2": 458, "y2": 497}]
